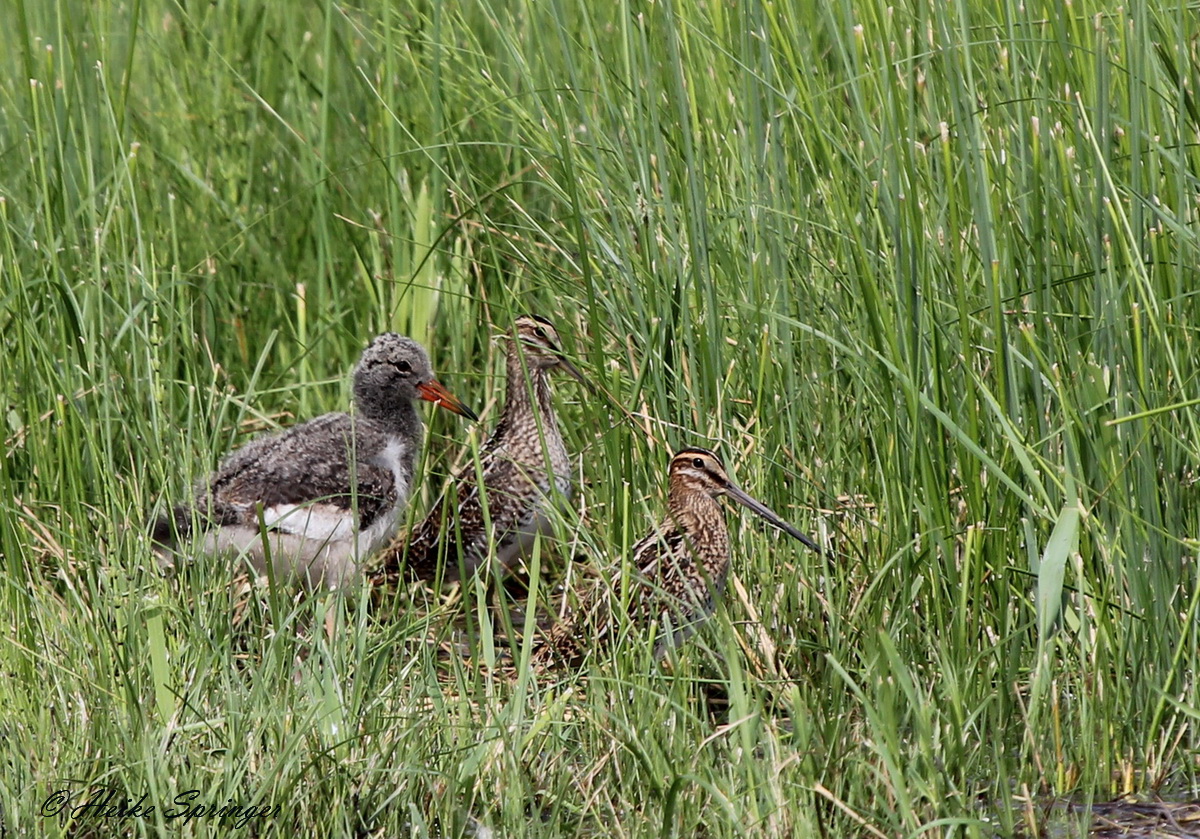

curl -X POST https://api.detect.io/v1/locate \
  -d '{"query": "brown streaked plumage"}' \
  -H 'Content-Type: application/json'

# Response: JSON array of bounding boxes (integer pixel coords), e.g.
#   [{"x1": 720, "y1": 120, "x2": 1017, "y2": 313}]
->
[
  {"x1": 151, "y1": 333, "x2": 477, "y2": 591},
  {"x1": 534, "y1": 447, "x2": 822, "y2": 667},
  {"x1": 382, "y1": 315, "x2": 585, "y2": 583}
]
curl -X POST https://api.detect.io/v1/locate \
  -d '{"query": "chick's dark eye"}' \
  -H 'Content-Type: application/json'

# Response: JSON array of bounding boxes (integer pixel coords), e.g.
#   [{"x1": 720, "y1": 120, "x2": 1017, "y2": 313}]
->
[
  {"x1": 692, "y1": 457, "x2": 705, "y2": 469},
  {"x1": 394, "y1": 360, "x2": 412, "y2": 374}
]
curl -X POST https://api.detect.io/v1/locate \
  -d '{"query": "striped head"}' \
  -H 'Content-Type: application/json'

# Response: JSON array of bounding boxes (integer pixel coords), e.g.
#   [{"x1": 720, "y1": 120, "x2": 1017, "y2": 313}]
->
[
  {"x1": 511, "y1": 315, "x2": 585, "y2": 382},
  {"x1": 668, "y1": 447, "x2": 823, "y2": 554},
  {"x1": 668, "y1": 447, "x2": 737, "y2": 498}
]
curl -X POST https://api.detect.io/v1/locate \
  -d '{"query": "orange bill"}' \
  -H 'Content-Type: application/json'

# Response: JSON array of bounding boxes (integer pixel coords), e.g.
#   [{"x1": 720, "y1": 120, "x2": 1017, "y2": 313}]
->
[{"x1": 416, "y1": 379, "x2": 479, "y2": 421}]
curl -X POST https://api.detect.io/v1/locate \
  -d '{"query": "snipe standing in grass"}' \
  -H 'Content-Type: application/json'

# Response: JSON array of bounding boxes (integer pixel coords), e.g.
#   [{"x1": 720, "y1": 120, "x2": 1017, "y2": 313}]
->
[
  {"x1": 534, "y1": 446, "x2": 822, "y2": 667},
  {"x1": 151, "y1": 333, "x2": 477, "y2": 591},
  {"x1": 384, "y1": 314, "x2": 585, "y2": 583}
]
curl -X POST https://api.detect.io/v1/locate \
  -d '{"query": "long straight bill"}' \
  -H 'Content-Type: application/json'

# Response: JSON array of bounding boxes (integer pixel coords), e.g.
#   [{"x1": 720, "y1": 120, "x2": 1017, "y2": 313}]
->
[{"x1": 725, "y1": 483, "x2": 823, "y2": 556}]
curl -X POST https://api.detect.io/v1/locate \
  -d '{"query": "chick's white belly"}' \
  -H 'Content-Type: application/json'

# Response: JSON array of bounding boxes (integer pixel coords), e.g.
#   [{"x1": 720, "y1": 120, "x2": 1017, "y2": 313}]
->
[{"x1": 201, "y1": 500, "x2": 402, "y2": 591}]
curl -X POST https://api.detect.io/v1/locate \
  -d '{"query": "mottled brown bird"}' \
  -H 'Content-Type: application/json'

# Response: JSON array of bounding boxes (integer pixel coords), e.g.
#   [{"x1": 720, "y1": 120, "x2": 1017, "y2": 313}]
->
[
  {"x1": 385, "y1": 315, "x2": 585, "y2": 583},
  {"x1": 152, "y1": 334, "x2": 477, "y2": 591},
  {"x1": 534, "y1": 447, "x2": 821, "y2": 667}
]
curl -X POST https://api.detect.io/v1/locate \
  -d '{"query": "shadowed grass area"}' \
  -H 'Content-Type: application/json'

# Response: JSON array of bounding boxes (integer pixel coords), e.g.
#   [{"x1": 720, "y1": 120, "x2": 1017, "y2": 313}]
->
[{"x1": 3, "y1": 0, "x2": 1200, "y2": 835}]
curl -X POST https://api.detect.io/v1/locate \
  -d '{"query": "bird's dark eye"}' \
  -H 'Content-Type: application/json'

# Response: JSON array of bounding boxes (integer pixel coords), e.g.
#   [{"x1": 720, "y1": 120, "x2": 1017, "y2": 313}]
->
[
  {"x1": 534, "y1": 327, "x2": 548, "y2": 339},
  {"x1": 692, "y1": 457, "x2": 705, "y2": 469},
  {"x1": 394, "y1": 360, "x2": 412, "y2": 374}
]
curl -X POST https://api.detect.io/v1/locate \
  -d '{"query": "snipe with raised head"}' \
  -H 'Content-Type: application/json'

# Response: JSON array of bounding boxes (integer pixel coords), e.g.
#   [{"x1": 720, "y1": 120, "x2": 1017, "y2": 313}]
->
[
  {"x1": 152, "y1": 333, "x2": 477, "y2": 591},
  {"x1": 390, "y1": 314, "x2": 585, "y2": 583},
  {"x1": 535, "y1": 446, "x2": 821, "y2": 667}
]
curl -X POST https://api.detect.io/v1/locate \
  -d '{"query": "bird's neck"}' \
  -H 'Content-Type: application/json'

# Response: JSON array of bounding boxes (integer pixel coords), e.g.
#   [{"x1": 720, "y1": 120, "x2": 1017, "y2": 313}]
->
[
  {"x1": 666, "y1": 484, "x2": 727, "y2": 536},
  {"x1": 358, "y1": 396, "x2": 423, "y2": 445},
  {"x1": 663, "y1": 485, "x2": 731, "y2": 590},
  {"x1": 502, "y1": 352, "x2": 558, "y2": 435}
]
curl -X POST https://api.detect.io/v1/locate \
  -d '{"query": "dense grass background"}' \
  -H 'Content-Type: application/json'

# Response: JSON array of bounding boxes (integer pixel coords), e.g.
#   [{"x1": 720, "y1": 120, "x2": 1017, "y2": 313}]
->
[{"x1": 3, "y1": 0, "x2": 1200, "y2": 835}]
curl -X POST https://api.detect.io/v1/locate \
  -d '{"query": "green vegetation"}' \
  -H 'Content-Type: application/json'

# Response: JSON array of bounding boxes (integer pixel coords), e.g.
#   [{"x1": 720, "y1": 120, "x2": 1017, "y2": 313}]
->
[{"x1": 3, "y1": 0, "x2": 1199, "y2": 835}]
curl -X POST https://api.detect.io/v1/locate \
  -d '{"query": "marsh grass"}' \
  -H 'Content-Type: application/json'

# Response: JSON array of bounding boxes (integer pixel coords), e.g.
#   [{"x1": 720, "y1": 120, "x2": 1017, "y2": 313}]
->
[{"x1": 3, "y1": 0, "x2": 1200, "y2": 835}]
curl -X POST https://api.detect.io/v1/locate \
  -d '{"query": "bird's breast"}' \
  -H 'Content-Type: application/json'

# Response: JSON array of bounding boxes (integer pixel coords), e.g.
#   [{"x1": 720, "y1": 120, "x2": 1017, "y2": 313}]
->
[{"x1": 370, "y1": 436, "x2": 413, "y2": 509}]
